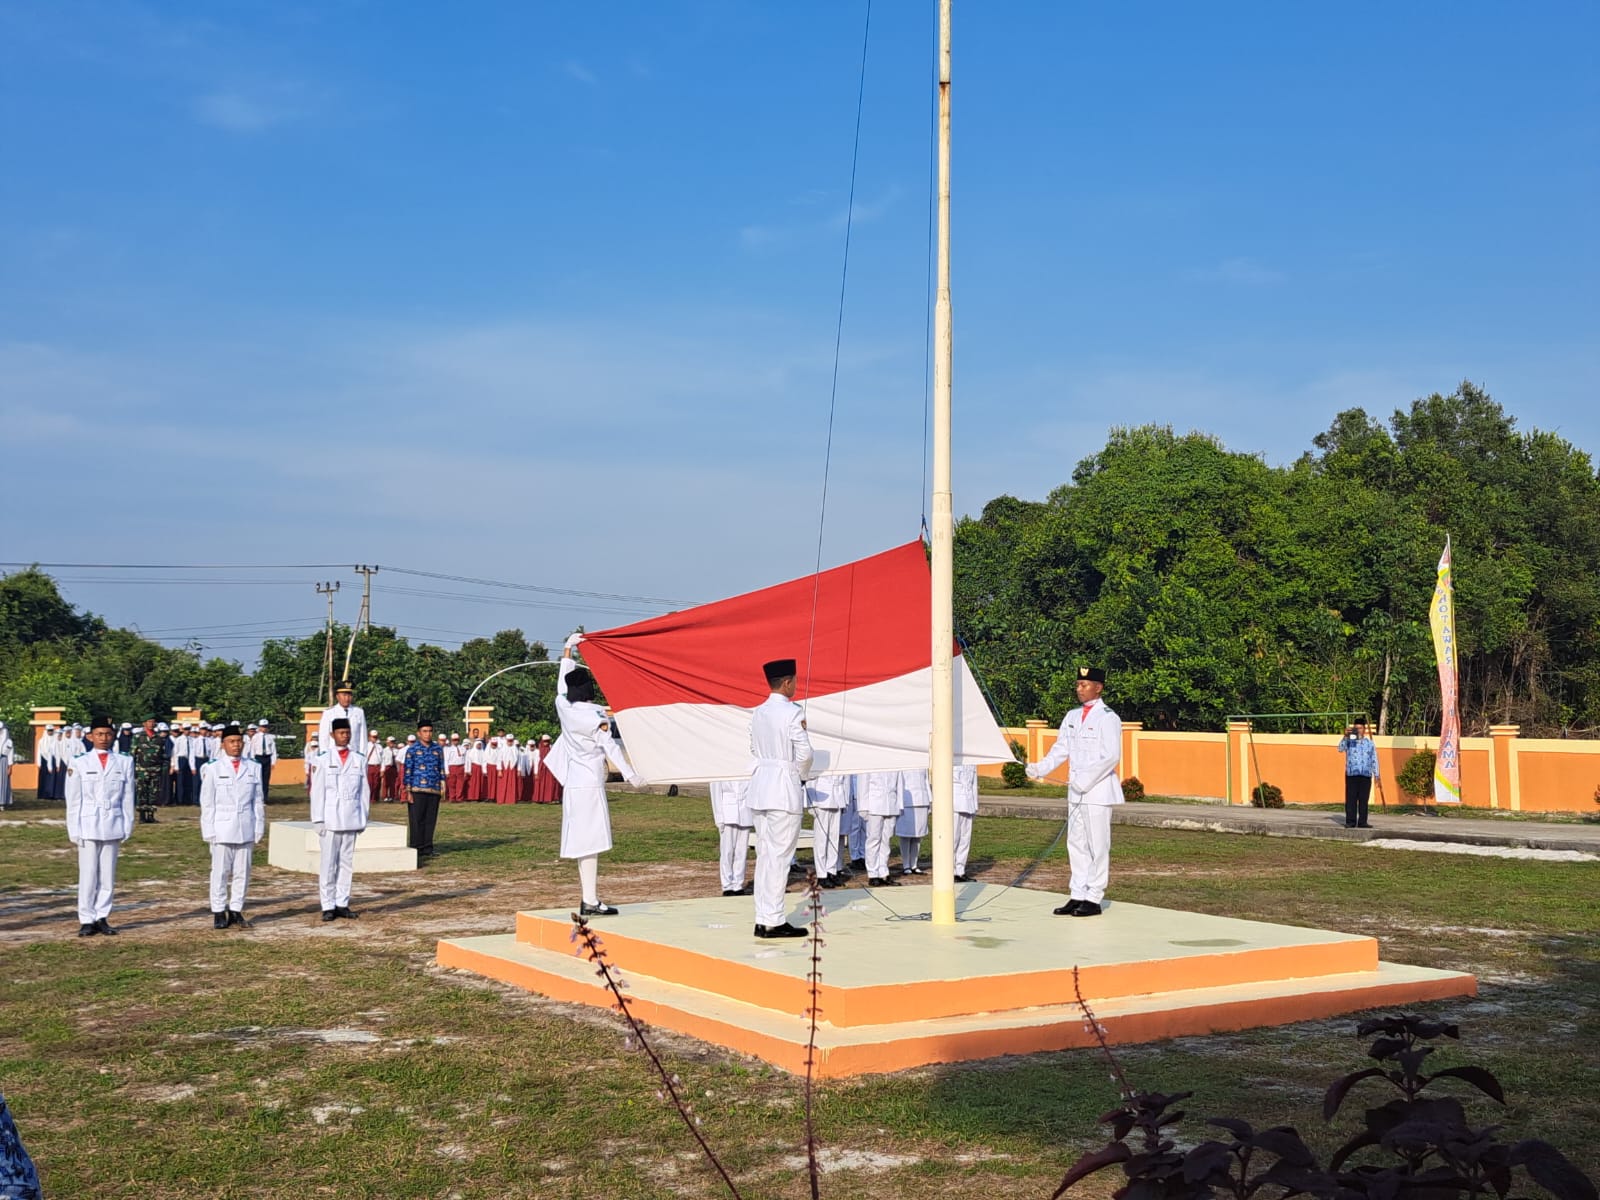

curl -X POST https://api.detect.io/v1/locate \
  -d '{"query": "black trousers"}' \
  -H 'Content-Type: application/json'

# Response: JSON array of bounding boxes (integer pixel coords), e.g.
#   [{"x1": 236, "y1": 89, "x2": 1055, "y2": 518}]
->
[
  {"x1": 1344, "y1": 775, "x2": 1372, "y2": 827},
  {"x1": 256, "y1": 755, "x2": 274, "y2": 791},
  {"x1": 408, "y1": 788, "x2": 441, "y2": 855}
]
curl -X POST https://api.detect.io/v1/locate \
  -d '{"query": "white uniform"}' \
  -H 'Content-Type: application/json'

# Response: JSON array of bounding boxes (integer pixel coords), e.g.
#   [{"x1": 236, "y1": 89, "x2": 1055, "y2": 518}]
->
[
  {"x1": 709, "y1": 779, "x2": 754, "y2": 893},
  {"x1": 855, "y1": 770, "x2": 901, "y2": 881},
  {"x1": 747, "y1": 692, "x2": 814, "y2": 928},
  {"x1": 65, "y1": 748, "x2": 136, "y2": 925},
  {"x1": 550, "y1": 656, "x2": 642, "y2": 906},
  {"x1": 953, "y1": 764, "x2": 979, "y2": 876},
  {"x1": 0, "y1": 722, "x2": 13, "y2": 808},
  {"x1": 804, "y1": 773, "x2": 853, "y2": 879},
  {"x1": 309, "y1": 746, "x2": 371, "y2": 911},
  {"x1": 894, "y1": 768, "x2": 933, "y2": 873},
  {"x1": 199, "y1": 754, "x2": 266, "y2": 915},
  {"x1": 1027, "y1": 700, "x2": 1123, "y2": 904},
  {"x1": 318, "y1": 703, "x2": 368, "y2": 754}
]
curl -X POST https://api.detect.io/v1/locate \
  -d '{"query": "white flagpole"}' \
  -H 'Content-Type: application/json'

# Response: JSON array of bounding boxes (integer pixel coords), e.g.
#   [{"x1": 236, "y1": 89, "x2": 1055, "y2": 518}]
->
[{"x1": 930, "y1": 0, "x2": 956, "y2": 926}]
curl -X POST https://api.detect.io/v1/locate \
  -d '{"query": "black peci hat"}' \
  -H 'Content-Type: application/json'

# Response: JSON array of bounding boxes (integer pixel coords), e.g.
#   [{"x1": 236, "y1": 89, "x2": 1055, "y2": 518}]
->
[
  {"x1": 330, "y1": 717, "x2": 351, "y2": 732},
  {"x1": 221, "y1": 724, "x2": 243, "y2": 738},
  {"x1": 89, "y1": 715, "x2": 114, "y2": 732},
  {"x1": 763, "y1": 658, "x2": 798, "y2": 685},
  {"x1": 565, "y1": 667, "x2": 596, "y2": 703},
  {"x1": 1077, "y1": 666, "x2": 1107, "y2": 684}
]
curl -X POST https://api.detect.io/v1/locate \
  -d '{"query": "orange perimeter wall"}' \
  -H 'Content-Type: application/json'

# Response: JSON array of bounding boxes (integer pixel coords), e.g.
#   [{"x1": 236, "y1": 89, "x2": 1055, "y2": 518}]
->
[{"x1": 979, "y1": 724, "x2": 1597, "y2": 814}]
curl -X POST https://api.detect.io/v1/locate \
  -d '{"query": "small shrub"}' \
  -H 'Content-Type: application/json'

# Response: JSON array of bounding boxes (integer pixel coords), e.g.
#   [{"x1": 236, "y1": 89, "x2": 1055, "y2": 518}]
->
[
  {"x1": 1398, "y1": 749, "x2": 1438, "y2": 800},
  {"x1": 1057, "y1": 1011, "x2": 1598, "y2": 1200},
  {"x1": 1251, "y1": 781, "x2": 1284, "y2": 808},
  {"x1": 1121, "y1": 776, "x2": 1146, "y2": 802},
  {"x1": 1001, "y1": 740, "x2": 1030, "y2": 788}
]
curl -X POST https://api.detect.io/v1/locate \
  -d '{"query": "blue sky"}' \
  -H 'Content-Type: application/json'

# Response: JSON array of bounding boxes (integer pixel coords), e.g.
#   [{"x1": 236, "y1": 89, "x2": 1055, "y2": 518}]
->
[{"x1": 3, "y1": 1, "x2": 1596, "y2": 661}]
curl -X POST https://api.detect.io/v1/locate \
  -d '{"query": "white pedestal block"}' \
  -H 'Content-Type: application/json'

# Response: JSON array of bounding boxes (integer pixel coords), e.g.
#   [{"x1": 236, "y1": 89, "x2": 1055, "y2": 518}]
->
[{"x1": 267, "y1": 820, "x2": 418, "y2": 874}]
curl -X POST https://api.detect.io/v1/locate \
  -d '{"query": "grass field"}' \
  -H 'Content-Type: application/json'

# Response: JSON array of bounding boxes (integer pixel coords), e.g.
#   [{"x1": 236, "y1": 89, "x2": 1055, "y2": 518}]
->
[{"x1": 2, "y1": 788, "x2": 1597, "y2": 1199}]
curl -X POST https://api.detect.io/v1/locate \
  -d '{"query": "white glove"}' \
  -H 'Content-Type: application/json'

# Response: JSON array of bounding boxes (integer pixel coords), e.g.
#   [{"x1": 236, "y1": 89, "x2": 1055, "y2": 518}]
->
[
  {"x1": 565, "y1": 632, "x2": 583, "y2": 653},
  {"x1": 312, "y1": 821, "x2": 326, "y2": 833},
  {"x1": 1024, "y1": 763, "x2": 1042, "y2": 780}
]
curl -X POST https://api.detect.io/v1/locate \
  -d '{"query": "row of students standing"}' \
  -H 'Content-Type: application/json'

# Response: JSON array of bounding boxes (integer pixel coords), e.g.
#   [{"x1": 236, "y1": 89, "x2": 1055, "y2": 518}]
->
[{"x1": 710, "y1": 766, "x2": 980, "y2": 896}]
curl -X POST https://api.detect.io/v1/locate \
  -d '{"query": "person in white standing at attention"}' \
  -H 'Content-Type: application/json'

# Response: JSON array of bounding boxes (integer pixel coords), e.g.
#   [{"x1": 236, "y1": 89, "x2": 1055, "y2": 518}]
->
[
  {"x1": 747, "y1": 657, "x2": 814, "y2": 939},
  {"x1": 318, "y1": 681, "x2": 367, "y2": 755},
  {"x1": 710, "y1": 777, "x2": 755, "y2": 896},
  {"x1": 952, "y1": 762, "x2": 979, "y2": 882},
  {"x1": 65, "y1": 716, "x2": 136, "y2": 937},
  {"x1": 1025, "y1": 666, "x2": 1122, "y2": 917},
  {"x1": 804, "y1": 772, "x2": 853, "y2": 888},
  {"x1": 550, "y1": 635, "x2": 644, "y2": 916},
  {"x1": 310, "y1": 717, "x2": 370, "y2": 921},
  {"x1": 199, "y1": 724, "x2": 266, "y2": 930},
  {"x1": 0, "y1": 721, "x2": 13, "y2": 809}
]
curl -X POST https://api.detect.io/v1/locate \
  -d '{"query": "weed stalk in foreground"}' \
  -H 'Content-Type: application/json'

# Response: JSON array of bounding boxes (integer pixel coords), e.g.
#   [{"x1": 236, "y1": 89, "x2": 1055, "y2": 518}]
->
[
  {"x1": 569, "y1": 913, "x2": 745, "y2": 1200},
  {"x1": 803, "y1": 868, "x2": 826, "y2": 1200}
]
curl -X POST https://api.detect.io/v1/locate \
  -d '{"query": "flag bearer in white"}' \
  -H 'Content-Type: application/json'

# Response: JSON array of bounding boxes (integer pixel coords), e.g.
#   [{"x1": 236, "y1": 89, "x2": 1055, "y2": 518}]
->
[
  {"x1": 310, "y1": 717, "x2": 369, "y2": 921},
  {"x1": 855, "y1": 771, "x2": 902, "y2": 886},
  {"x1": 952, "y1": 763, "x2": 979, "y2": 882},
  {"x1": 199, "y1": 724, "x2": 266, "y2": 930},
  {"x1": 804, "y1": 773, "x2": 853, "y2": 888},
  {"x1": 1026, "y1": 666, "x2": 1122, "y2": 917},
  {"x1": 709, "y1": 778, "x2": 754, "y2": 896},
  {"x1": 553, "y1": 637, "x2": 644, "y2": 916},
  {"x1": 895, "y1": 768, "x2": 932, "y2": 875},
  {"x1": 747, "y1": 657, "x2": 814, "y2": 938},
  {"x1": 65, "y1": 716, "x2": 135, "y2": 937}
]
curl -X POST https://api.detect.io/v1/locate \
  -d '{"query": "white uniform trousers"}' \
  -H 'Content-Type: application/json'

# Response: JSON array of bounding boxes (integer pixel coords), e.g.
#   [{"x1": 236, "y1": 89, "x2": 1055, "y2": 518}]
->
[
  {"x1": 717, "y1": 823, "x2": 752, "y2": 892},
  {"x1": 751, "y1": 809, "x2": 802, "y2": 927},
  {"x1": 210, "y1": 842, "x2": 253, "y2": 913},
  {"x1": 77, "y1": 839, "x2": 120, "y2": 923},
  {"x1": 953, "y1": 811, "x2": 974, "y2": 876},
  {"x1": 862, "y1": 813, "x2": 895, "y2": 880},
  {"x1": 810, "y1": 808, "x2": 842, "y2": 876},
  {"x1": 1068, "y1": 803, "x2": 1113, "y2": 903},
  {"x1": 846, "y1": 800, "x2": 864, "y2": 861},
  {"x1": 318, "y1": 829, "x2": 357, "y2": 910}
]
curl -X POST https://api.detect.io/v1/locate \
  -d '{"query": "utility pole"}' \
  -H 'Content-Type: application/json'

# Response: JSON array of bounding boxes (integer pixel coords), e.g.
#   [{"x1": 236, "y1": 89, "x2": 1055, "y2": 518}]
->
[
  {"x1": 316, "y1": 581, "x2": 341, "y2": 705},
  {"x1": 352, "y1": 565, "x2": 378, "y2": 632}
]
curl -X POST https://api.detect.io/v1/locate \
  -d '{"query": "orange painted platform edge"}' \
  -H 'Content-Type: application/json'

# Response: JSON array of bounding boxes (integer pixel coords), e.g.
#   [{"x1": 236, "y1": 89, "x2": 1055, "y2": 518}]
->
[
  {"x1": 513, "y1": 911, "x2": 1378, "y2": 1027},
  {"x1": 436, "y1": 940, "x2": 1476, "y2": 1079}
]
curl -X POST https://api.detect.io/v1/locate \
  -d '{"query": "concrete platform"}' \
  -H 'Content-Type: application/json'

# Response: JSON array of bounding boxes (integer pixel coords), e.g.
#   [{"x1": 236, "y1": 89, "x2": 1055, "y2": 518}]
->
[
  {"x1": 437, "y1": 884, "x2": 1474, "y2": 1077},
  {"x1": 267, "y1": 819, "x2": 417, "y2": 874}
]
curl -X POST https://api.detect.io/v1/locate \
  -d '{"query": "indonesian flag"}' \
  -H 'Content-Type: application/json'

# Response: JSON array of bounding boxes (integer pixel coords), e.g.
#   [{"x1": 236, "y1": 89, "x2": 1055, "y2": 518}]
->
[{"x1": 577, "y1": 542, "x2": 1013, "y2": 784}]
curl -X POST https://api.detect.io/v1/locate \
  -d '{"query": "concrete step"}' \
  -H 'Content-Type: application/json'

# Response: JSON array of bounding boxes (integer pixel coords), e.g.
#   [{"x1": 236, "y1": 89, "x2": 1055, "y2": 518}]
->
[{"x1": 266, "y1": 819, "x2": 417, "y2": 874}]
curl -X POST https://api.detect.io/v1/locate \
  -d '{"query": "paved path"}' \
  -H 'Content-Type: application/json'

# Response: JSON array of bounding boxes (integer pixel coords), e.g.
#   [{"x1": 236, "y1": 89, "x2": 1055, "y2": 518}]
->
[{"x1": 977, "y1": 795, "x2": 1600, "y2": 853}]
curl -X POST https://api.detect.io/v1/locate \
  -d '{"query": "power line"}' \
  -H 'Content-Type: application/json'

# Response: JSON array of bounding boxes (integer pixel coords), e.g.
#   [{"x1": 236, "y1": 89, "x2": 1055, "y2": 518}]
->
[{"x1": 4, "y1": 561, "x2": 699, "y2": 609}]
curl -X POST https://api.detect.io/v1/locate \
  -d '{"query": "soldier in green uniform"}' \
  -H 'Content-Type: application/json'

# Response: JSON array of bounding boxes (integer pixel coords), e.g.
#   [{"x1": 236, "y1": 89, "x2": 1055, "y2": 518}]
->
[{"x1": 132, "y1": 718, "x2": 168, "y2": 824}]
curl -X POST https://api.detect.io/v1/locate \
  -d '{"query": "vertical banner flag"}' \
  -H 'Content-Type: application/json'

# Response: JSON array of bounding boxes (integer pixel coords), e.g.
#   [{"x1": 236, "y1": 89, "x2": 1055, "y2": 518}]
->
[
  {"x1": 576, "y1": 542, "x2": 1014, "y2": 784},
  {"x1": 1429, "y1": 537, "x2": 1462, "y2": 803}
]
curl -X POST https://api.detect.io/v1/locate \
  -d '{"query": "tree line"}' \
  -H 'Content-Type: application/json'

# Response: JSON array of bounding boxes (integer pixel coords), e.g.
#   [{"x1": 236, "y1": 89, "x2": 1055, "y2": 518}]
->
[
  {"x1": 5, "y1": 383, "x2": 1595, "y2": 749},
  {"x1": 0, "y1": 570, "x2": 558, "y2": 752},
  {"x1": 955, "y1": 384, "x2": 1600, "y2": 736}
]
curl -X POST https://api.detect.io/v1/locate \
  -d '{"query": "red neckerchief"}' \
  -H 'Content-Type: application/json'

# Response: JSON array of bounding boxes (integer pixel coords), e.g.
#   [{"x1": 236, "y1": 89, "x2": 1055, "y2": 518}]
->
[{"x1": 338, "y1": 748, "x2": 350, "y2": 764}]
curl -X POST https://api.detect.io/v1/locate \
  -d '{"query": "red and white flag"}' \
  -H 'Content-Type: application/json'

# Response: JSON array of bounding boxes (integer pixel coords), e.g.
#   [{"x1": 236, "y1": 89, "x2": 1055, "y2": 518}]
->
[{"x1": 577, "y1": 542, "x2": 1013, "y2": 784}]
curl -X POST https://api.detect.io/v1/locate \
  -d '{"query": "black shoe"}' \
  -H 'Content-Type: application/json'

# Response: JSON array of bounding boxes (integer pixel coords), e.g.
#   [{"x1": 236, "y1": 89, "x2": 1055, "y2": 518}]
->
[
  {"x1": 953, "y1": 873, "x2": 975, "y2": 883},
  {"x1": 1345, "y1": 822, "x2": 1357, "y2": 828},
  {"x1": 578, "y1": 901, "x2": 618, "y2": 917},
  {"x1": 868, "y1": 875, "x2": 899, "y2": 887},
  {"x1": 1357, "y1": 823, "x2": 1371, "y2": 828},
  {"x1": 820, "y1": 875, "x2": 840, "y2": 889},
  {"x1": 739, "y1": 882, "x2": 754, "y2": 896},
  {"x1": 213, "y1": 912, "x2": 229, "y2": 930},
  {"x1": 321, "y1": 909, "x2": 338, "y2": 922},
  {"x1": 721, "y1": 888, "x2": 744, "y2": 897},
  {"x1": 78, "y1": 922, "x2": 98, "y2": 938},
  {"x1": 1053, "y1": 900, "x2": 1084, "y2": 916},
  {"x1": 335, "y1": 906, "x2": 359, "y2": 920},
  {"x1": 788, "y1": 863, "x2": 807, "y2": 876},
  {"x1": 849, "y1": 858, "x2": 866, "y2": 871},
  {"x1": 227, "y1": 910, "x2": 252, "y2": 929},
  {"x1": 900, "y1": 866, "x2": 923, "y2": 876},
  {"x1": 753, "y1": 922, "x2": 807, "y2": 939},
  {"x1": 94, "y1": 917, "x2": 118, "y2": 936},
  {"x1": 1070, "y1": 902, "x2": 1103, "y2": 918}
]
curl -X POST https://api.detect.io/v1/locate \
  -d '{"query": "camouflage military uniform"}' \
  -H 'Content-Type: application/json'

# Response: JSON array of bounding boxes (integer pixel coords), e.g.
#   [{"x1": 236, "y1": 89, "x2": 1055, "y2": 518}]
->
[{"x1": 133, "y1": 734, "x2": 168, "y2": 821}]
